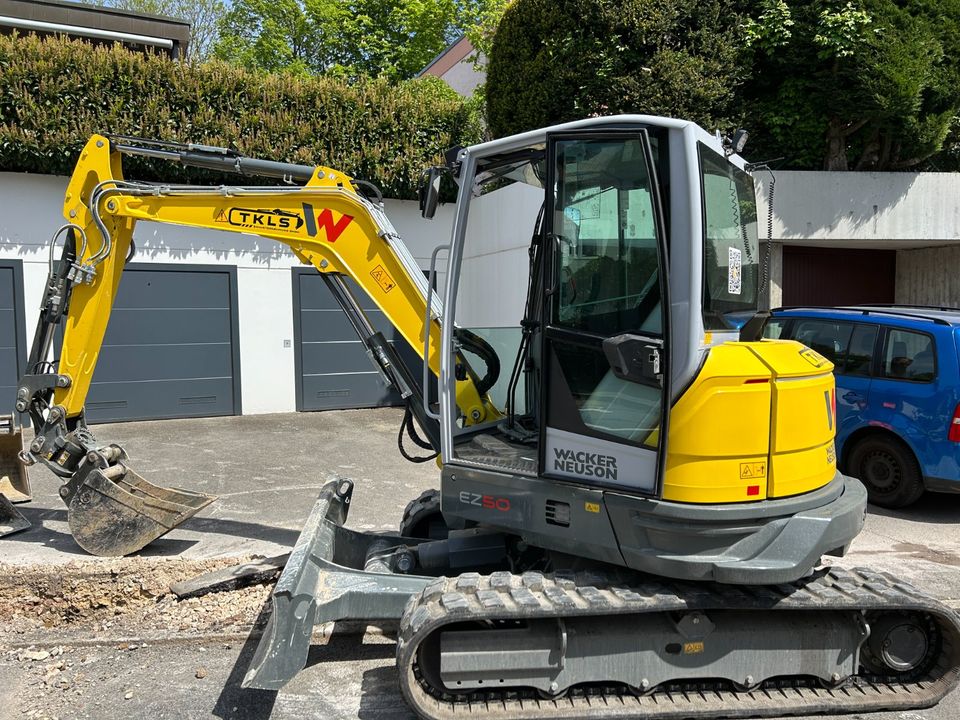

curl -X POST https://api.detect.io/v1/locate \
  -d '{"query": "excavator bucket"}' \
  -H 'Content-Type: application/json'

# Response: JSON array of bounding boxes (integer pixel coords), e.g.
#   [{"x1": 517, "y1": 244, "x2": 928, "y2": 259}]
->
[
  {"x1": 67, "y1": 463, "x2": 216, "y2": 556},
  {"x1": 0, "y1": 493, "x2": 29, "y2": 537},
  {"x1": 0, "y1": 414, "x2": 31, "y2": 504}
]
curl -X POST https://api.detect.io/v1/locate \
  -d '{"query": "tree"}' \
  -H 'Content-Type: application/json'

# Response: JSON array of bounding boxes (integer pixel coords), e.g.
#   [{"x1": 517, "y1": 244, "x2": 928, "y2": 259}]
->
[
  {"x1": 456, "y1": 0, "x2": 510, "y2": 59},
  {"x1": 214, "y1": 0, "x2": 462, "y2": 80},
  {"x1": 98, "y1": 0, "x2": 226, "y2": 60},
  {"x1": 739, "y1": 0, "x2": 960, "y2": 170},
  {"x1": 485, "y1": 0, "x2": 745, "y2": 139}
]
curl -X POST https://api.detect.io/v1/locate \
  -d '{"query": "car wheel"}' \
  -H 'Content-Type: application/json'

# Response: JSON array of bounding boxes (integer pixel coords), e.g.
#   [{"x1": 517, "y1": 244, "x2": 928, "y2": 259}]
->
[{"x1": 848, "y1": 436, "x2": 925, "y2": 509}]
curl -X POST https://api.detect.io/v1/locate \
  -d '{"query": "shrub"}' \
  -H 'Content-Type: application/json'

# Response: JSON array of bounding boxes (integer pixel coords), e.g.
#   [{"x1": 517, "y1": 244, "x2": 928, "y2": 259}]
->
[
  {"x1": 0, "y1": 34, "x2": 482, "y2": 199},
  {"x1": 485, "y1": 0, "x2": 744, "y2": 138}
]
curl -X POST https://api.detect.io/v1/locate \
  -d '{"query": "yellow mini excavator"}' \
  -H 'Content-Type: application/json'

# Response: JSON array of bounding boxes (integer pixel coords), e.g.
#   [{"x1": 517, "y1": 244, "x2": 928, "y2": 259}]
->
[{"x1": 12, "y1": 117, "x2": 960, "y2": 718}]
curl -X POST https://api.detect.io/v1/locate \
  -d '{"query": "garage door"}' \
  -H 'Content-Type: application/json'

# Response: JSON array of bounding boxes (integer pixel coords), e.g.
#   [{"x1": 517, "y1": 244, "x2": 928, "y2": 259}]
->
[
  {"x1": 294, "y1": 269, "x2": 422, "y2": 411},
  {"x1": 783, "y1": 246, "x2": 896, "y2": 306},
  {"x1": 62, "y1": 263, "x2": 241, "y2": 423},
  {"x1": 0, "y1": 261, "x2": 26, "y2": 414}
]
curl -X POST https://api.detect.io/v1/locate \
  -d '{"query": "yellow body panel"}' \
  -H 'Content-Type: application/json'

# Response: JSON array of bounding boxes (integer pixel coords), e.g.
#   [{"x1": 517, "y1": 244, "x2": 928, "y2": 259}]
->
[
  {"x1": 662, "y1": 344, "x2": 772, "y2": 503},
  {"x1": 53, "y1": 136, "x2": 498, "y2": 425},
  {"x1": 762, "y1": 342, "x2": 836, "y2": 497},
  {"x1": 662, "y1": 339, "x2": 836, "y2": 504}
]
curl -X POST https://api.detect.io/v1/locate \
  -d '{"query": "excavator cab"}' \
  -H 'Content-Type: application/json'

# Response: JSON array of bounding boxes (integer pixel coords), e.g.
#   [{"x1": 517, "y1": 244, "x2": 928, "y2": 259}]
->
[
  {"x1": 421, "y1": 119, "x2": 864, "y2": 581},
  {"x1": 441, "y1": 129, "x2": 669, "y2": 492}
]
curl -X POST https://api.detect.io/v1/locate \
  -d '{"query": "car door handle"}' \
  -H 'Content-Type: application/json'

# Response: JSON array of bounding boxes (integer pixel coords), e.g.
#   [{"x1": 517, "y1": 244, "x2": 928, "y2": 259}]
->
[{"x1": 842, "y1": 391, "x2": 864, "y2": 403}]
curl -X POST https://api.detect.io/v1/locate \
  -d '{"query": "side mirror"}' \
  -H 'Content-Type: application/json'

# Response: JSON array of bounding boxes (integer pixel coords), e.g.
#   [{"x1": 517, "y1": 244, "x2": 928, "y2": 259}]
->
[{"x1": 419, "y1": 167, "x2": 443, "y2": 219}]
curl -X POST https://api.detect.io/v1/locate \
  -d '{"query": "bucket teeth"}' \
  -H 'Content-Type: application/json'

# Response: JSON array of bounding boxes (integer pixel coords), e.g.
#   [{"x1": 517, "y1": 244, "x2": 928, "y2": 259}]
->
[{"x1": 67, "y1": 464, "x2": 216, "y2": 556}]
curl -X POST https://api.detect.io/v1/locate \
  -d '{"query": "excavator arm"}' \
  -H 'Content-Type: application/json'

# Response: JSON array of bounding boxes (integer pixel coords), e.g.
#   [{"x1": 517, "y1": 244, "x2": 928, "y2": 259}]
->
[{"x1": 16, "y1": 134, "x2": 499, "y2": 556}]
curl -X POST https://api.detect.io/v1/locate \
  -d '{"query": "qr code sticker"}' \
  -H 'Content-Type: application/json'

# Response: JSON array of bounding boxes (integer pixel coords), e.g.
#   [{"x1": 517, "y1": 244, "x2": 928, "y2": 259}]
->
[{"x1": 728, "y1": 246, "x2": 742, "y2": 295}]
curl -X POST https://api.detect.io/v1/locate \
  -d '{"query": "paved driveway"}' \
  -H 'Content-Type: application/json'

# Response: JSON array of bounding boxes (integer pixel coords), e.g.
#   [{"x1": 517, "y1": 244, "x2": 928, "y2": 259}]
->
[{"x1": 1, "y1": 409, "x2": 958, "y2": 720}]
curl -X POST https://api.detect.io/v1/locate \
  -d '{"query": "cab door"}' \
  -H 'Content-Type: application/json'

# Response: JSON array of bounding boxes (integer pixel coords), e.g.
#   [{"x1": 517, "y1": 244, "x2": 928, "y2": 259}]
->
[{"x1": 541, "y1": 131, "x2": 670, "y2": 496}]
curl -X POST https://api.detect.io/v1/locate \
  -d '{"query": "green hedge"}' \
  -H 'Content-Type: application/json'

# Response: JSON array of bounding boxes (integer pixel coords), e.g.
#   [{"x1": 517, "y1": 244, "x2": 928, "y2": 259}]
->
[{"x1": 0, "y1": 34, "x2": 482, "y2": 199}]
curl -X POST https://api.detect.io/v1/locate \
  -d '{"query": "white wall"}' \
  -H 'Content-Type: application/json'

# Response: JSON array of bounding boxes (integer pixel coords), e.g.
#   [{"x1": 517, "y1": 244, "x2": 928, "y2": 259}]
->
[
  {"x1": 439, "y1": 53, "x2": 486, "y2": 98},
  {"x1": 0, "y1": 172, "x2": 455, "y2": 415},
  {"x1": 6, "y1": 166, "x2": 960, "y2": 416}
]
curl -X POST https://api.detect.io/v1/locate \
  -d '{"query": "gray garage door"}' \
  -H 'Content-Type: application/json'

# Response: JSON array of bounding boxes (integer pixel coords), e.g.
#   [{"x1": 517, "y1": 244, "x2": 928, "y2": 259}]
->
[
  {"x1": 294, "y1": 269, "x2": 422, "y2": 411},
  {"x1": 61, "y1": 263, "x2": 241, "y2": 423},
  {"x1": 0, "y1": 261, "x2": 26, "y2": 415}
]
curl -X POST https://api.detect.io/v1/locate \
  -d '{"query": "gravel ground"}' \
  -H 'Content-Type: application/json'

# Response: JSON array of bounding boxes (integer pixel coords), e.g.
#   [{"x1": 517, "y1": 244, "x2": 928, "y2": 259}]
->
[{"x1": 0, "y1": 558, "x2": 273, "y2": 644}]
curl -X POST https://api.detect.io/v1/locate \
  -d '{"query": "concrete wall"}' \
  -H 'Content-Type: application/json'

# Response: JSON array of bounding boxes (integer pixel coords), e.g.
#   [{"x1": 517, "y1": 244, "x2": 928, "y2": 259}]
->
[
  {"x1": 756, "y1": 171, "x2": 960, "y2": 246},
  {"x1": 896, "y1": 245, "x2": 960, "y2": 306},
  {"x1": 755, "y1": 171, "x2": 960, "y2": 307},
  {"x1": 0, "y1": 172, "x2": 455, "y2": 415}
]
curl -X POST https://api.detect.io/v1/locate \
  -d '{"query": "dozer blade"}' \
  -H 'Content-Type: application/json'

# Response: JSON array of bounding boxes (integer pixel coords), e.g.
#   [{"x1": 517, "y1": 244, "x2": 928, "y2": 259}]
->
[
  {"x1": 0, "y1": 414, "x2": 31, "y2": 503},
  {"x1": 67, "y1": 463, "x2": 216, "y2": 556},
  {"x1": 0, "y1": 492, "x2": 30, "y2": 537},
  {"x1": 243, "y1": 477, "x2": 432, "y2": 690}
]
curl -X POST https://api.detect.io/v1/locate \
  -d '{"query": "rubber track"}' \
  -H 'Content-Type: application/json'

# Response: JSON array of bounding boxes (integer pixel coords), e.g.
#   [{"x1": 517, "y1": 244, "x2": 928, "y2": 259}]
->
[
  {"x1": 397, "y1": 566, "x2": 960, "y2": 720},
  {"x1": 400, "y1": 490, "x2": 441, "y2": 538}
]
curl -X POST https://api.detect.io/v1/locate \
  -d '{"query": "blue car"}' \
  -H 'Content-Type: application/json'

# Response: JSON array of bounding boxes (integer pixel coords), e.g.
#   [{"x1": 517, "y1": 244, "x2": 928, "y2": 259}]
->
[{"x1": 768, "y1": 305, "x2": 960, "y2": 508}]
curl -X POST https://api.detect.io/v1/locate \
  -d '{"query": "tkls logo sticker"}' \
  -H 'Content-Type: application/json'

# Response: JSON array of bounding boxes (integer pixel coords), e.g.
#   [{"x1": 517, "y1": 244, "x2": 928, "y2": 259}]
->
[
  {"x1": 216, "y1": 203, "x2": 354, "y2": 242},
  {"x1": 218, "y1": 208, "x2": 304, "y2": 232}
]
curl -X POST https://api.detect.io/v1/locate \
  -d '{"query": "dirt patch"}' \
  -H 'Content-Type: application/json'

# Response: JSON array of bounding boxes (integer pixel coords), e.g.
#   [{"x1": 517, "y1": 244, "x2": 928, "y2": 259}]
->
[{"x1": 0, "y1": 557, "x2": 275, "y2": 645}]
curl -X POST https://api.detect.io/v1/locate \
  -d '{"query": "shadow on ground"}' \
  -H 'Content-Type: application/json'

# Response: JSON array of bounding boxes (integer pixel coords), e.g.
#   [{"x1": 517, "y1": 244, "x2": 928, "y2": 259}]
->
[
  {"x1": 867, "y1": 491, "x2": 960, "y2": 525},
  {"x1": 213, "y1": 602, "x2": 279, "y2": 720},
  {"x1": 9, "y1": 505, "x2": 302, "y2": 557}
]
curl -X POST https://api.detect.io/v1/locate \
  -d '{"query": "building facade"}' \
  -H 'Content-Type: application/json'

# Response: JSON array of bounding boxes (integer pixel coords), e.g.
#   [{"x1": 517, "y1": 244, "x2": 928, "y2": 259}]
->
[{"x1": 0, "y1": 0, "x2": 190, "y2": 57}]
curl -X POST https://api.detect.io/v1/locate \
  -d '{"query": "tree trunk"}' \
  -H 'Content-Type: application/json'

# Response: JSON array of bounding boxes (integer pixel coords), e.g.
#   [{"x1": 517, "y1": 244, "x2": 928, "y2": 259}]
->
[
  {"x1": 855, "y1": 128, "x2": 881, "y2": 170},
  {"x1": 824, "y1": 117, "x2": 849, "y2": 170}
]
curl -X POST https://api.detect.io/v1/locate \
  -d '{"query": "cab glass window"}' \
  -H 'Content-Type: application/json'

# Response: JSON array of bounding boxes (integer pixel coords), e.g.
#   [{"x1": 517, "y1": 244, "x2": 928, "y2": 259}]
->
[
  {"x1": 699, "y1": 143, "x2": 759, "y2": 330},
  {"x1": 554, "y1": 136, "x2": 662, "y2": 337}
]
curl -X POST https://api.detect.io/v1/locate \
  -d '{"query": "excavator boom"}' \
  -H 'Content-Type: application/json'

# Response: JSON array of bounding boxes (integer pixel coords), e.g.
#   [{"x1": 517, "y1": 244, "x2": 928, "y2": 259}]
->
[{"x1": 15, "y1": 134, "x2": 496, "y2": 556}]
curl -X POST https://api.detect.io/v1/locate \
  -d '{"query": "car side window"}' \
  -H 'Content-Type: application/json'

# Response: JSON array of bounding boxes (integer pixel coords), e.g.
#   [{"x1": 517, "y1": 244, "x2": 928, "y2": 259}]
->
[
  {"x1": 764, "y1": 319, "x2": 785, "y2": 339},
  {"x1": 791, "y1": 319, "x2": 854, "y2": 367},
  {"x1": 840, "y1": 324, "x2": 878, "y2": 377},
  {"x1": 881, "y1": 329, "x2": 936, "y2": 382}
]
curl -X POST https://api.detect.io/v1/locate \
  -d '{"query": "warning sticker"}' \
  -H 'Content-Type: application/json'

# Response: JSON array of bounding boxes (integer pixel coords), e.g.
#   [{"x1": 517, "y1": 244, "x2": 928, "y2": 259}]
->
[
  {"x1": 370, "y1": 264, "x2": 396, "y2": 293},
  {"x1": 683, "y1": 642, "x2": 704, "y2": 655},
  {"x1": 584, "y1": 501, "x2": 601, "y2": 514},
  {"x1": 728, "y1": 246, "x2": 742, "y2": 295},
  {"x1": 739, "y1": 462, "x2": 766, "y2": 479},
  {"x1": 214, "y1": 209, "x2": 227, "y2": 223}
]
